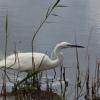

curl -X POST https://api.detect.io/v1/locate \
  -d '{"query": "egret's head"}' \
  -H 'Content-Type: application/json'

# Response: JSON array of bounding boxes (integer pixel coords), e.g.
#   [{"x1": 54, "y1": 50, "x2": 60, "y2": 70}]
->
[{"x1": 58, "y1": 42, "x2": 84, "y2": 48}]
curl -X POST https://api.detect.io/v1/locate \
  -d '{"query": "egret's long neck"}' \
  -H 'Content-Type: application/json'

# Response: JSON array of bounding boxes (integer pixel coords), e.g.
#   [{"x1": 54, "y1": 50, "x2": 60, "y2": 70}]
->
[
  {"x1": 53, "y1": 45, "x2": 61, "y2": 55},
  {"x1": 47, "y1": 45, "x2": 62, "y2": 70},
  {"x1": 53, "y1": 44, "x2": 63, "y2": 61},
  {"x1": 43, "y1": 44, "x2": 64, "y2": 70}
]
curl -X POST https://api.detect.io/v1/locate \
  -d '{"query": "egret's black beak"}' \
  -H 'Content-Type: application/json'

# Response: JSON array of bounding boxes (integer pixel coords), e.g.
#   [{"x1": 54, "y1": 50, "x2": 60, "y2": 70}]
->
[{"x1": 67, "y1": 44, "x2": 84, "y2": 48}]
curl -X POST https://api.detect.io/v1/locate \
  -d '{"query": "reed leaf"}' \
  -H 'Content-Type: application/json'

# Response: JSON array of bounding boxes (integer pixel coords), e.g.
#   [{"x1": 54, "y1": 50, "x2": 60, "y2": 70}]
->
[
  {"x1": 56, "y1": 5, "x2": 69, "y2": 7},
  {"x1": 51, "y1": 13, "x2": 59, "y2": 16}
]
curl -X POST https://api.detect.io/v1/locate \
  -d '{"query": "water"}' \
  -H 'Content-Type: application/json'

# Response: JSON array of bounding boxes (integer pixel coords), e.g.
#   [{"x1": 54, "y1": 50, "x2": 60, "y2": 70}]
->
[{"x1": 0, "y1": 0, "x2": 100, "y2": 99}]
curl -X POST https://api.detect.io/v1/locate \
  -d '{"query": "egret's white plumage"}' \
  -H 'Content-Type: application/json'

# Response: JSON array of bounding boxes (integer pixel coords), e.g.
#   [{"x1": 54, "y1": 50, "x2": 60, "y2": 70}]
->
[{"x1": 0, "y1": 42, "x2": 84, "y2": 72}]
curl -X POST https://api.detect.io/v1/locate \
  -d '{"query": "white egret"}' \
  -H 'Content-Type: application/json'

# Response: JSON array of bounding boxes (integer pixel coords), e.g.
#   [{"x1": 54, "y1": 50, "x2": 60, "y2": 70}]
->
[{"x1": 0, "y1": 42, "x2": 84, "y2": 72}]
